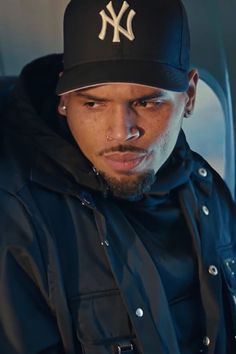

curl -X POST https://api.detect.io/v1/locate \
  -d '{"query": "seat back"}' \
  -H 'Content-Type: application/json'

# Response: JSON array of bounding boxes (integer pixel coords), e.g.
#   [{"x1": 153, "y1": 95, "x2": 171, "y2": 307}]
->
[{"x1": 0, "y1": 76, "x2": 17, "y2": 112}]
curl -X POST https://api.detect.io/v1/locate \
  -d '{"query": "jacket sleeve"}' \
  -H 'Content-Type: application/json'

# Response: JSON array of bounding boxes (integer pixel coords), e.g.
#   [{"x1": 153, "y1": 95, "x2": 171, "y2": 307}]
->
[{"x1": 0, "y1": 190, "x2": 67, "y2": 354}]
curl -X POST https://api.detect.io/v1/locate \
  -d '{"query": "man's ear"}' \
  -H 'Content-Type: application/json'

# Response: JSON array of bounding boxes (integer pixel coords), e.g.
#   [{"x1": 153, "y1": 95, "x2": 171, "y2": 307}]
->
[
  {"x1": 58, "y1": 94, "x2": 68, "y2": 117},
  {"x1": 184, "y1": 69, "x2": 199, "y2": 117}
]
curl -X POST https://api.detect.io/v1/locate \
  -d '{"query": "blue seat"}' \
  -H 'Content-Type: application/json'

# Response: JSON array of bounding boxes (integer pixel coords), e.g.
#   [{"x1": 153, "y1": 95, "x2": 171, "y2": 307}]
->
[{"x1": 0, "y1": 76, "x2": 17, "y2": 112}]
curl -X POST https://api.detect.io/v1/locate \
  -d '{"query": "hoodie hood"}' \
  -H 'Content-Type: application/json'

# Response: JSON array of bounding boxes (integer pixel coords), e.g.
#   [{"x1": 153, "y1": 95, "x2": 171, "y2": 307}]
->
[
  {"x1": 4, "y1": 54, "x2": 106, "y2": 193},
  {"x1": 3, "y1": 54, "x2": 194, "y2": 196}
]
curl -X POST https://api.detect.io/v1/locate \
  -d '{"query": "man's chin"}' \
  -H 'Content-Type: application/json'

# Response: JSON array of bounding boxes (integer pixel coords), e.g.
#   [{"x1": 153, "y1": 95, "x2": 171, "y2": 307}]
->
[{"x1": 98, "y1": 169, "x2": 156, "y2": 200}]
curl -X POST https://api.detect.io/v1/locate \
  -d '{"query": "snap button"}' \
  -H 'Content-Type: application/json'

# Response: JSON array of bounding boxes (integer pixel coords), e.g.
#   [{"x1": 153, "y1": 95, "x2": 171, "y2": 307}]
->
[
  {"x1": 135, "y1": 308, "x2": 144, "y2": 317},
  {"x1": 225, "y1": 259, "x2": 235, "y2": 276},
  {"x1": 92, "y1": 166, "x2": 99, "y2": 176},
  {"x1": 101, "y1": 240, "x2": 109, "y2": 247},
  {"x1": 203, "y1": 336, "x2": 211, "y2": 347},
  {"x1": 81, "y1": 199, "x2": 90, "y2": 206},
  {"x1": 208, "y1": 265, "x2": 218, "y2": 276},
  {"x1": 116, "y1": 343, "x2": 134, "y2": 353},
  {"x1": 202, "y1": 205, "x2": 209, "y2": 216},
  {"x1": 198, "y1": 168, "x2": 207, "y2": 177}
]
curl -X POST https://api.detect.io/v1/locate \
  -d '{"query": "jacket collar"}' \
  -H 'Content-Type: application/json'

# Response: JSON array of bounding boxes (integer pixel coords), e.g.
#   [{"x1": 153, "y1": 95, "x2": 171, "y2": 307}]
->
[{"x1": 30, "y1": 130, "x2": 213, "y2": 199}]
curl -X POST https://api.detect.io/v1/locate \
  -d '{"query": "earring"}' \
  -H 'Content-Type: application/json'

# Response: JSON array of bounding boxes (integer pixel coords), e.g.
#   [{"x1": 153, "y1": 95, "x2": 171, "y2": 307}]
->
[
  {"x1": 184, "y1": 110, "x2": 192, "y2": 118},
  {"x1": 62, "y1": 105, "x2": 67, "y2": 112}
]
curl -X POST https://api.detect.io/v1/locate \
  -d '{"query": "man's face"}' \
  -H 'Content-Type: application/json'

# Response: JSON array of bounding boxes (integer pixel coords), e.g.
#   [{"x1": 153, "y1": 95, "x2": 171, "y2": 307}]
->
[{"x1": 59, "y1": 73, "x2": 197, "y2": 198}]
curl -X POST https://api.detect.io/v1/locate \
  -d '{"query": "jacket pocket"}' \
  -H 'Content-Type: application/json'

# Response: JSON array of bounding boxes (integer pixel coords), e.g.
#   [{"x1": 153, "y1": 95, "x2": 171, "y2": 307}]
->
[
  {"x1": 219, "y1": 245, "x2": 236, "y2": 295},
  {"x1": 218, "y1": 244, "x2": 236, "y2": 348},
  {"x1": 69, "y1": 289, "x2": 138, "y2": 354}
]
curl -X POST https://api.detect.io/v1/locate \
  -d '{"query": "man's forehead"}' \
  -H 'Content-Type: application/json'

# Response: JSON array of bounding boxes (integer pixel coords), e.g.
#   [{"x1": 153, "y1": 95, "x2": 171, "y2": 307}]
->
[{"x1": 69, "y1": 83, "x2": 172, "y2": 100}]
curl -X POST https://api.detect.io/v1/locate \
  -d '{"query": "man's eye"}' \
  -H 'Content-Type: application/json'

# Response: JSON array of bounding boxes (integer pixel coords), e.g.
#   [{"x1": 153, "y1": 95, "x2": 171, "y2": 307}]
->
[
  {"x1": 138, "y1": 100, "x2": 149, "y2": 107},
  {"x1": 84, "y1": 101, "x2": 98, "y2": 108},
  {"x1": 134, "y1": 100, "x2": 162, "y2": 108},
  {"x1": 84, "y1": 101, "x2": 106, "y2": 109}
]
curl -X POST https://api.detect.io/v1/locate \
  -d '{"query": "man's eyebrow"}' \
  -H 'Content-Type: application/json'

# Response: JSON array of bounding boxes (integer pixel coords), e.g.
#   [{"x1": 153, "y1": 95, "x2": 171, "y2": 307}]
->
[
  {"x1": 133, "y1": 91, "x2": 168, "y2": 102},
  {"x1": 74, "y1": 92, "x2": 110, "y2": 101}
]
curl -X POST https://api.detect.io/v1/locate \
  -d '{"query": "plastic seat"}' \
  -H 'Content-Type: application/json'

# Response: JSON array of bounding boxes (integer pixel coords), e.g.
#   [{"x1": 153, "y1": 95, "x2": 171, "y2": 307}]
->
[{"x1": 0, "y1": 76, "x2": 17, "y2": 112}]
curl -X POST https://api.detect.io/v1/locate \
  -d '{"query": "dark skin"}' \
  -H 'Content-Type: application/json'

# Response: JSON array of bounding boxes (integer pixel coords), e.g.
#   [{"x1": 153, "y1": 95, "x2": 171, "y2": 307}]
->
[{"x1": 58, "y1": 70, "x2": 198, "y2": 196}]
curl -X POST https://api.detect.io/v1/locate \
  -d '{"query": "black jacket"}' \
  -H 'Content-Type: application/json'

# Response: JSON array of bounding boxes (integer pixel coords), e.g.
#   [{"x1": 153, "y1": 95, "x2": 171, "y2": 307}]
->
[{"x1": 0, "y1": 55, "x2": 236, "y2": 354}]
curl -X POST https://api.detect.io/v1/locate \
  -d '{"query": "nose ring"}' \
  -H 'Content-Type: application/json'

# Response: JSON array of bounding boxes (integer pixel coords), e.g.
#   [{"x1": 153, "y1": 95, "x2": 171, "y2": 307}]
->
[{"x1": 106, "y1": 134, "x2": 113, "y2": 141}]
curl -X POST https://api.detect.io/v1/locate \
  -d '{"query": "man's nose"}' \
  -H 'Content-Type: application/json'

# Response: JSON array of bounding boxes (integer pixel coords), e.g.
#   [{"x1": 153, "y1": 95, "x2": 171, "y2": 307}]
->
[{"x1": 106, "y1": 104, "x2": 140, "y2": 142}]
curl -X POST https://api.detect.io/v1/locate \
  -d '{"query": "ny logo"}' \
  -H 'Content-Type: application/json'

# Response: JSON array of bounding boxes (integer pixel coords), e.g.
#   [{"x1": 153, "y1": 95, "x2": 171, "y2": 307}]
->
[{"x1": 98, "y1": 1, "x2": 136, "y2": 43}]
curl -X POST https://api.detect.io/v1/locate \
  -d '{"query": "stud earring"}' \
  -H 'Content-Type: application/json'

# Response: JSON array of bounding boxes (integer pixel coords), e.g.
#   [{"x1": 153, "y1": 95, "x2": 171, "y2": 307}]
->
[
  {"x1": 184, "y1": 110, "x2": 192, "y2": 118},
  {"x1": 62, "y1": 105, "x2": 67, "y2": 111}
]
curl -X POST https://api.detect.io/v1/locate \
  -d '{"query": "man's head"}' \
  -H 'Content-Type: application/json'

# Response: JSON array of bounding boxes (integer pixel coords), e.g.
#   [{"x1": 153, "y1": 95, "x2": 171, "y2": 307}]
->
[{"x1": 57, "y1": 0, "x2": 199, "y2": 198}]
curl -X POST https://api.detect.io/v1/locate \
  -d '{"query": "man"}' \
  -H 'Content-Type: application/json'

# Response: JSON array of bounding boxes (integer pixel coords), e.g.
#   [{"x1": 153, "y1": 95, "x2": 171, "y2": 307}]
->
[{"x1": 0, "y1": 0, "x2": 236, "y2": 353}]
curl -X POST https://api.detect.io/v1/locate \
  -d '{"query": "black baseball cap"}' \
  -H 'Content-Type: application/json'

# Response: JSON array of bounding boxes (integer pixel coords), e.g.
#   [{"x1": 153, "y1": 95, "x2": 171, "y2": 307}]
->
[{"x1": 56, "y1": 0, "x2": 190, "y2": 95}]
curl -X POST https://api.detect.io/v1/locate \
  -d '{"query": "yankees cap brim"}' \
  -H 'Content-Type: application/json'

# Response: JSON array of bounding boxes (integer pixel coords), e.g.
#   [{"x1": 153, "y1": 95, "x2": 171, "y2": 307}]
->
[{"x1": 56, "y1": 60, "x2": 189, "y2": 95}]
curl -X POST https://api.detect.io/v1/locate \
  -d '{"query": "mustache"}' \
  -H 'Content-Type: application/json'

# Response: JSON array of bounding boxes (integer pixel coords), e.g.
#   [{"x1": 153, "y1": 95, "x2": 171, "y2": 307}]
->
[{"x1": 98, "y1": 144, "x2": 148, "y2": 156}]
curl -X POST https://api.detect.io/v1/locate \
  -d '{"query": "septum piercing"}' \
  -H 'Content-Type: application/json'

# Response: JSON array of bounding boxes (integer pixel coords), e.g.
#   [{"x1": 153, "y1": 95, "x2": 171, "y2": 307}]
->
[
  {"x1": 106, "y1": 135, "x2": 113, "y2": 141},
  {"x1": 106, "y1": 127, "x2": 140, "y2": 141}
]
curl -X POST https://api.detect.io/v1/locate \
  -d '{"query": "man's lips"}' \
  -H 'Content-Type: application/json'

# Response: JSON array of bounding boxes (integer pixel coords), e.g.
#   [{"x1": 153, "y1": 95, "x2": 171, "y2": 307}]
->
[{"x1": 102, "y1": 152, "x2": 147, "y2": 171}]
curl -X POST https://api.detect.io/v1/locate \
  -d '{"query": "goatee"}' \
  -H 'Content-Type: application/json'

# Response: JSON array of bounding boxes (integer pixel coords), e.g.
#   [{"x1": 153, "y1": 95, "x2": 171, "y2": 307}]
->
[{"x1": 98, "y1": 170, "x2": 156, "y2": 200}]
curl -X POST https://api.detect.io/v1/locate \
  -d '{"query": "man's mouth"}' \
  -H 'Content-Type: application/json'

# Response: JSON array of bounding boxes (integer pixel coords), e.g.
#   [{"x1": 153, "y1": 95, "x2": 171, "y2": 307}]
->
[{"x1": 102, "y1": 152, "x2": 147, "y2": 172}]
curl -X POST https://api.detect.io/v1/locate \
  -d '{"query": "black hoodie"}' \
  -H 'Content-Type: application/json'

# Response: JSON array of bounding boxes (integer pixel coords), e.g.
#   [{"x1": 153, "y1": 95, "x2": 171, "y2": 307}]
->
[{"x1": 0, "y1": 54, "x2": 235, "y2": 354}]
